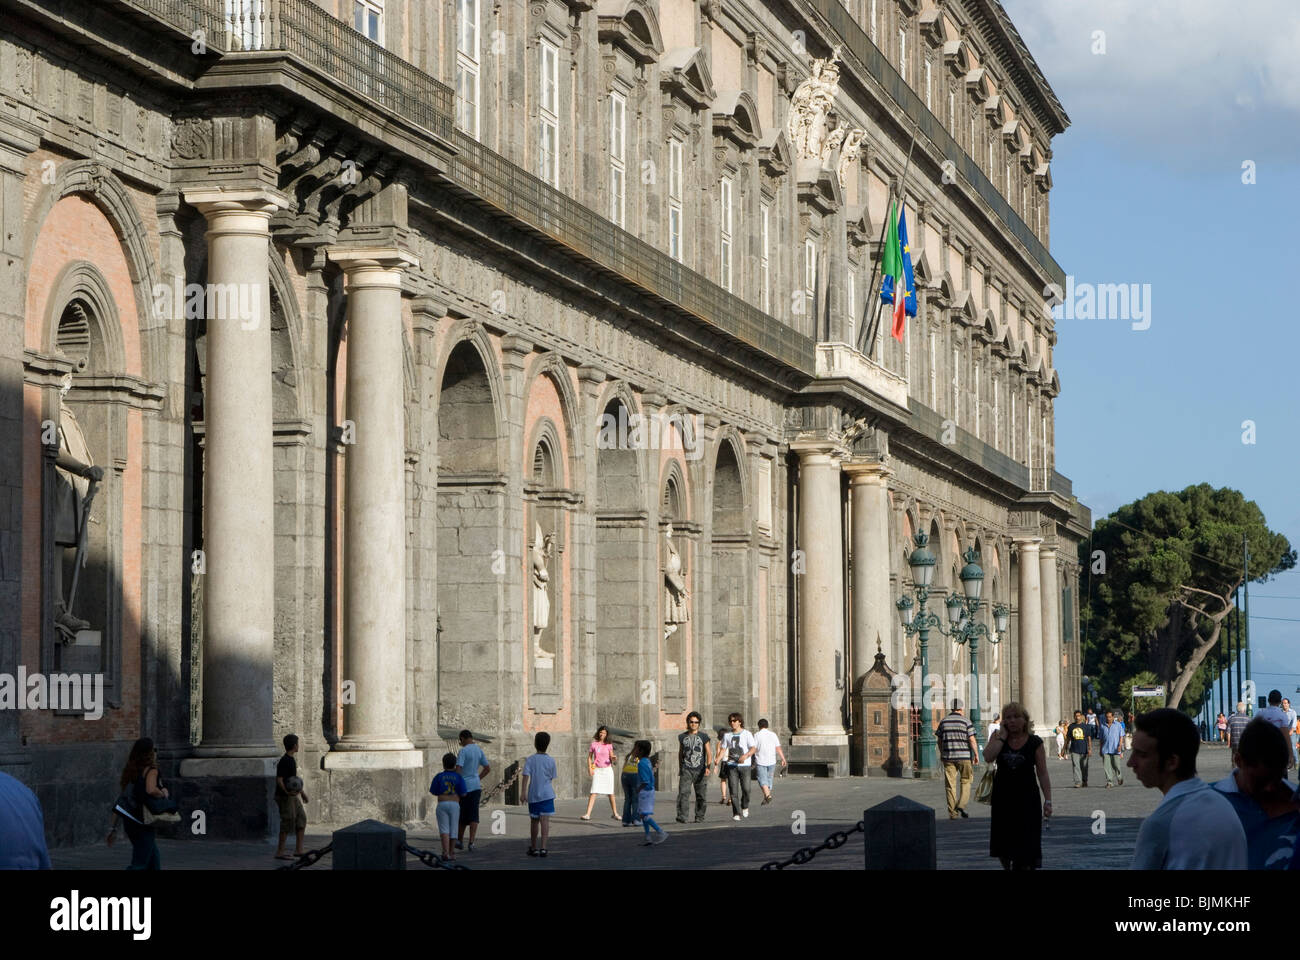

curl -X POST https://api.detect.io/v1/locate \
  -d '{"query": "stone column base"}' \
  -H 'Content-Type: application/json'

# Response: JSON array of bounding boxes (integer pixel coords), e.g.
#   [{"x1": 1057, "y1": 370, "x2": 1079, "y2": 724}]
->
[
  {"x1": 319, "y1": 750, "x2": 428, "y2": 827},
  {"x1": 176, "y1": 756, "x2": 278, "y2": 842},
  {"x1": 788, "y1": 734, "x2": 850, "y2": 778}
]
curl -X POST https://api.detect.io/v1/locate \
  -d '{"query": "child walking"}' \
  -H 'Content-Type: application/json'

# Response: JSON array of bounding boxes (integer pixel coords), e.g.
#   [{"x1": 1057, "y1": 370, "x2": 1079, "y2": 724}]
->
[
  {"x1": 429, "y1": 752, "x2": 468, "y2": 862},
  {"x1": 521, "y1": 731, "x2": 558, "y2": 857},
  {"x1": 634, "y1": 740, "x2": 667, "y2": 846}
]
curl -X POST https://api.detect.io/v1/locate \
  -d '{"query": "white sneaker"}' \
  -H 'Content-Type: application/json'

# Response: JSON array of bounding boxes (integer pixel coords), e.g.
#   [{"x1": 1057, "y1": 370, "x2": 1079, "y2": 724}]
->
[
  {"x1": 742, "y1": 809, "x2": 749, "y2": 818},
  {"x1": 651, "y1": 830, "x2": 668, "y2": 845},
  {"x1": 732, "y1": 815, "x2": 741, "y2": 821}
]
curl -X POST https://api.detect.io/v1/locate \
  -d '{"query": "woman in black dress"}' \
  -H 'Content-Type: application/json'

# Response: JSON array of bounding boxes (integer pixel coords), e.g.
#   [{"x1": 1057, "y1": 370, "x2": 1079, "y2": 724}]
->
[{"x1": 983, "y1": 701, "x2": 1052, "y2": 869}]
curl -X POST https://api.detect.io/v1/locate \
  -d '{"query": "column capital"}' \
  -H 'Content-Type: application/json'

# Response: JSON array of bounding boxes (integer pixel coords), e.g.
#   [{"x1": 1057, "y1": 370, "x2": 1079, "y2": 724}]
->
[
  {"x1": 1013, "y1": 536, "x2": 1043, "y2": 554},
  {"x1": 843, "y1": 459, "x2": 892, "y2": 484},
  {"x1": 329, "y1": 247, "x2": 420, "y2": 290},
  {"x1": 184, "y1": 187, "x2": 288, "y2": 218},
  {"x1": 789, "y1": 438, "x2": 848, "y2": 463}
]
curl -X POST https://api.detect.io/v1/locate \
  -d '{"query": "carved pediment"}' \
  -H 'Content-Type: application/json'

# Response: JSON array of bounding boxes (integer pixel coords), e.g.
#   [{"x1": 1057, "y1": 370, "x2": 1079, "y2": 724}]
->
[
  {"x1": 845, "y1": 203, "x2": 872, "y2": 248},
  {"x1": 1002, "y1": 118, "x2": 1022, "y2": 147},
  {"x1": 919, "y1": 5, "x2": 946, "y2": 46},
  {"x1": 943, "y1": 39, "x2": 968, "y2": 77},
  {"x1": 933, "y1": 269, "x2": 954, "y2": 305},
  {"x1": 660, "y1": 46, "x2": 715, "y2": 110},
  {"x1": 713, "y1": 89, "x2": 761, "y2": 149},
  {"x1": 965, "y1": 67, "x2": 991, "y2": 103},
  {"x1": 949, "y1": 289, "x2": 977, "y2": 326},
  {"x1": 597, "y1": 0, "x2": 663, "y2": 65},
  {"x1": 757, "y1": 128, "x2": 791, "y2": 179},
  {"x1": 975, "y1": 306, "x2": 998, "y2": 342},
  {"x1": 1046, "y1": 368, "x2": 1061, "y2": 397},
  {"x1": 797, "y1": 166, "x2": 842, "y2": 216},
  {"x1": 1020, "y1": 139, "x2": 1036, "y2": 172},
  {"x1": 1034, "y1": 162, "x2": 1052, "y2": 191}
]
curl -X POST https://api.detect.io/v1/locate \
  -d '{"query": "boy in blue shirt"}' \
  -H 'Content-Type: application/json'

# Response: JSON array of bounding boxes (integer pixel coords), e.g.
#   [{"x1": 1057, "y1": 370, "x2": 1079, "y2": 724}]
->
[
  {"x1": 430, "y1": 753, "x2": 468, "y2": 862},
  {"x1": 521, "y1": 731, "x2": 557, "y2": 858},
  {"x1": 635, "y1": 740, "x2": 667, "y2": 846},
  {"x1": 455, "y1": 729, "x2": 490, "y2": 852}
]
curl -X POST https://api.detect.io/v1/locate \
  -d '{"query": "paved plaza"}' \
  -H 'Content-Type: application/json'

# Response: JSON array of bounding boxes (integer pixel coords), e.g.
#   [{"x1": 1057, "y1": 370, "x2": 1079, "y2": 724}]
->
[{"x1": 49, "y1": 745, "x2": 1238, "y2": 871}]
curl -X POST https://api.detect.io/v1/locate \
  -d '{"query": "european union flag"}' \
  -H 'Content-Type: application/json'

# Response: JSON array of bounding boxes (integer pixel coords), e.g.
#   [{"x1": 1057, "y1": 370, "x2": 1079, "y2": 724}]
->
[{"x1": 879, "y1": 206, "x2": 918, "y2": 319}]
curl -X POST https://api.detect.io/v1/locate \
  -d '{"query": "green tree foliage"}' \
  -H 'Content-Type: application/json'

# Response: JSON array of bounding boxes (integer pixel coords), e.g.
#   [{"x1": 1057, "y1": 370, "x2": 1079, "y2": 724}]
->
[{"x1": 1079, "y1": 485, "x2": 1294, "y2": 710}]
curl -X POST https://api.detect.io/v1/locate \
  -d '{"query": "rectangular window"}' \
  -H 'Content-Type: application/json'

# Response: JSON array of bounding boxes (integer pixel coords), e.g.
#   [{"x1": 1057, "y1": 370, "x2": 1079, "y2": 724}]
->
[
  {"x1": 719, "y1": 176, "x2": 733, "y2": 292},
  {"x1": 354, "y1": 0, "x2": 383, "y2": 42},
  {"x1": 455, "y1": 0, "x2": 479, "y2": 139},
  {"x1": 952, "y1": 345, "x2": 960, "y2": 422},
  {"x1": 1005, "y1": 162, "x2": 1011, "y2": 198},
  {"x1": 804, "y1": 237, "x2": 816, "y2": 320},
  {"x1": 847, "y1": 269, "x2": 856, "y2": 341},
  {"x1": 538, "y1": 40, "x2": 559, "y2": 187},
  {"x1": 948, "y1": 90, "x2": 955, "y2": 135},
  {"x1": 609, "y1": 91, "x2": 626, "y2": 226},
  {"x1": 975, "y1": 364, "x2": 981, "y2": 437},
  {"x1": 870, "y1": 0, "x2": 877, "y2": 43},
  {"x1": 988, "y1": 138, "x2": 994, "y2": 176},
  {"x1": 760, "y1": 201, "x2": 770, "y2": 312},
  {"x1": 1042, "y1": 413, "x2": 1048, "y2": 473},
  {"x1": 924, "y1": 60, "x2": 932, "y2": 110},
  {"x1": 898, "y1": 29, "x2": 907, "y2": 82},
  {"x1": 668, "y1": 138, "x2": 683, "y2": 262},
  {"x1": 1011, "y1": 393, "x2": 1017, "y2": 460},
  {"x1": 993, "y1": 376, "x2": 1000, "y2": 445},
  {"x1": 969, "y1": 117, "x2": 975, "y2": 155},
  {"x1": 1021, "y1": 183, "x2": 1027, "y2": 219},
  {"x1": 928, "y1": 332, "x2": 937, "y2": 408}
]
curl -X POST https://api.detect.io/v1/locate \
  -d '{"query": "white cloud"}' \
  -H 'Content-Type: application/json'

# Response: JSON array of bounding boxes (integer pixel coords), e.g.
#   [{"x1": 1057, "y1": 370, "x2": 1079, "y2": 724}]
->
[{"x1": 1001, "y1": 0, "x2": 1300, "y2": 164}]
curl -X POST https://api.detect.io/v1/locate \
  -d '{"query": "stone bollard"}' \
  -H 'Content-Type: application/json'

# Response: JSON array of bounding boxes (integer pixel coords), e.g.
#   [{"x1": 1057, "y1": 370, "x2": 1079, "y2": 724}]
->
[
  {"x1": 863, "y1": 795, "x2": 936, "y2": 870},
  {"x1": 332, "y1": 819, "x2": 407, "y2": 870}
]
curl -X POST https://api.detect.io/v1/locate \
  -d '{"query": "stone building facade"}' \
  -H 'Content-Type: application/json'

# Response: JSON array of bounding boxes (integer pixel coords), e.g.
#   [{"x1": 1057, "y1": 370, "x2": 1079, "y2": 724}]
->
[{"x1": 0, "y1": 0, "x2": 1089, "y2": 845}]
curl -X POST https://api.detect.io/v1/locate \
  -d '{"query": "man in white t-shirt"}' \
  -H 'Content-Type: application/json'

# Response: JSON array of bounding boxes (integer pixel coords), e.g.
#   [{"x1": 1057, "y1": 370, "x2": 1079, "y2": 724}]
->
[
  {"x1": 752, "y1": 718, "x2": 787, "y2": 806},
  {"x1": 719, "y1": 713, "x2": 757, "y2": 821}
]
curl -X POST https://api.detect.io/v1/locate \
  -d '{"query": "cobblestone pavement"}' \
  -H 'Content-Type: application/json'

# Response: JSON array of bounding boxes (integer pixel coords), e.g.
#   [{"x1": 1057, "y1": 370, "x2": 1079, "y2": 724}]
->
[{"x1": 49, "y1": 745, "x2": 1238, "y2": 871}]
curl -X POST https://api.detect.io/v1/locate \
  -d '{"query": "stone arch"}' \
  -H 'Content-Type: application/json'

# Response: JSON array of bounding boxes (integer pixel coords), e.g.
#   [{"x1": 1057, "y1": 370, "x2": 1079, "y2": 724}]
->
[
  {"x1": 434, "y1": 332, "x2": 507, "y2": 734},
  {"x1": 710, "y1": 431, "x2": 749, "y2": 717},
  {"x1": 524, "y1": 352, "x2": 581, "y2": 489},
  {"x1": 26, "y1": 161, "x2": 163, "y2": 385},
  {"x1": 593, "y1": 380, "x2": 647, "y2": 732},
  {"x1": 42, "y1": 262, "x2": 126, "y2": 374},
  {"x1": 267, "y1": 248, "x2": 308, "y2": 424}
]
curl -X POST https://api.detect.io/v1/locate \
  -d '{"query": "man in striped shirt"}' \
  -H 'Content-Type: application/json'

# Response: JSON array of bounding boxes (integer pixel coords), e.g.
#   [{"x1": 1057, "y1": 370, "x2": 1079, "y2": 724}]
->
[
  {"x1": 937, "y1": 700, "x2": 980, "y2": 820},
  {"x1": 1226, "y1": 702, "x2": 1252, "y2": 755}
]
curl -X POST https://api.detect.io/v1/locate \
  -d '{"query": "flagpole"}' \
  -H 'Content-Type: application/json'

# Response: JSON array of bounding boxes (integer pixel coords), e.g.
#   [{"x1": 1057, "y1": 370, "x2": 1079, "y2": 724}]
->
[{"x1": 861, "y1": 118, "x2": 920, "y2": 356}]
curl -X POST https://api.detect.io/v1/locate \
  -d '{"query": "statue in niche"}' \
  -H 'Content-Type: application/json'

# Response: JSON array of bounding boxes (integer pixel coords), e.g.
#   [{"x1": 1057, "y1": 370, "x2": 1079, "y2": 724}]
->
[
  {"x1": 531, "y1": 522, "x2": 556, "y2": 661},
  {"x1": 663, "y1": 523, "x2": 690, "y2": 644},
  {"x1": 836, "y1": 128, "x2": 867, "y2": 189},
  {"x1": 787, "y1": 47, "x2": 843, "y2": 162},
  {"x1": 50, "y1": 373, "x2": 103, "y2": 643}
]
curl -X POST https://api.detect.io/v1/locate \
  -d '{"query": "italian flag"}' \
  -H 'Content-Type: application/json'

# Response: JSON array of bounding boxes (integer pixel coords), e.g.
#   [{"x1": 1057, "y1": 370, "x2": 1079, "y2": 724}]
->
[{"x1": 882, "y1": 201, "x2": 909, "y2": 342}]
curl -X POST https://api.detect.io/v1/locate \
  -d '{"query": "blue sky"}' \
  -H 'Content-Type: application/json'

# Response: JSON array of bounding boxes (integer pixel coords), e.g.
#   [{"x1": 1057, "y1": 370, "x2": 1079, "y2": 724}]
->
[{"x1": 1002, "y1": 0, "x2": 1300, "y2": 713}]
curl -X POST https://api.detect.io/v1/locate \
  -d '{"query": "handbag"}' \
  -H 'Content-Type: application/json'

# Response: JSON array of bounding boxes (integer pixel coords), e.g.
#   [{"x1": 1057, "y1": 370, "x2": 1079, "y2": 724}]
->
[{"x1": 974, "y1": 765, "x2": 995, "y2": 805}]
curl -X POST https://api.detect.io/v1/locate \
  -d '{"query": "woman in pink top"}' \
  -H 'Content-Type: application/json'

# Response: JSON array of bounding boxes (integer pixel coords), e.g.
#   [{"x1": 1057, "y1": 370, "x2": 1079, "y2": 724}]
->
[{"x1": 581, "y1": 725, "x2": 619, "y2": 820}]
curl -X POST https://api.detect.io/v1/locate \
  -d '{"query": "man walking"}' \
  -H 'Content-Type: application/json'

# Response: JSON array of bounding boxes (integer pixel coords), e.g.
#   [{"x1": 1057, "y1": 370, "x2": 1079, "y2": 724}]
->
[
  {"x1": 1225, "y1": 701, "x2": 1251, "y2": 753},
  {"x1": 937, "y1": 699, "x2": 979, "y2": 819},
  {"x1": 1213, "y1": 718, "x2": 1300, "y2": 869},
  {"x1": 676, "y1": 711, "x2": 713, "y2": 823},
  {"x1": 1098, "y1": 709, "x2": 1124, "y2": 787},
  {"x1": 1284, "y1": 699, "x2": 1299, "y2": 769},
  {"x1": 752, "y1": 719, "x2": 787, "y2": 805},
  {"x1": 1066, "y1": 710, "x2": 1091, "y2": 787},
  {"x1": 1257, "y1": 691, "x2": 1291, "y2": 769},
  {"x1": 1129, "y1": 709, "x2": 1246, "y2": 869},
  {"x1": 718, "y1": 713, "x2": 756, "y2": 821}
]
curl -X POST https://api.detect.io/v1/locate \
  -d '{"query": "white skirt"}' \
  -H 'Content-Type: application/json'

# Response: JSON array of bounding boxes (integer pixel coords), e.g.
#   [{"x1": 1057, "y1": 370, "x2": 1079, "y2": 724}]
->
[{"x1": 591, "y1": 766, "x2": 615, "y2": 795}]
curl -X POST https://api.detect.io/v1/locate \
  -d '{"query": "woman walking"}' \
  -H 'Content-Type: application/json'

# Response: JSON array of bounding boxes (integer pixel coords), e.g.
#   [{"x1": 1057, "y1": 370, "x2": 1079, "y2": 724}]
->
[
  {"x1": 581, "y1": 726, "x2": 620, "y2": 820},
  {"x1": 106, "y1": 737, "x2": 169, "y2": 870},
  {"x1": 620, "y1": 742, "x2": 642, "y2": 826},
  {"x1": 1055, "y1": 720, "x2": 1066, "y2": 760},
  {"x1": 984, "y1": 702, "x2": 1052, "y2": 870}
]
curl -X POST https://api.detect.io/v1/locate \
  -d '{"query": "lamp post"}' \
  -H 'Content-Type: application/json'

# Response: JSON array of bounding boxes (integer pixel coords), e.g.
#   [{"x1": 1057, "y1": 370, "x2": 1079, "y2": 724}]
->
[{"x1": 897, "y1": 537, "x2": 1007, "y2": 778}]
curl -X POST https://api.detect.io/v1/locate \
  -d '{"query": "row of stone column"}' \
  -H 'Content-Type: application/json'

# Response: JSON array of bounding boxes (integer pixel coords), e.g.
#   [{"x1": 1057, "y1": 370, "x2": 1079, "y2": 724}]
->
[
  {"x1": 182, "y1": 189, "x2": 415, "y2": 768},
  {"x1": 790, "y1": 440, "x2": 1066, "y2": 748}
]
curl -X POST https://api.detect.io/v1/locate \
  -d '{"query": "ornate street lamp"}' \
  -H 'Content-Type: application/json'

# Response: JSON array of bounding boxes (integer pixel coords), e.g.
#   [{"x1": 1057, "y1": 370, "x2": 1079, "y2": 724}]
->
[{"x1": 897, "y1": 539, "x2": 1008, "y2": 777}]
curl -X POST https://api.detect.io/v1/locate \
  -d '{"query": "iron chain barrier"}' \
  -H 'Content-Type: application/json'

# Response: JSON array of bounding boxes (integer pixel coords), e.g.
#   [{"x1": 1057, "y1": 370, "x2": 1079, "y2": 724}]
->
[
  {"x1": 759, "y1": 820, "x2": 866, "y2": 870},
  {"x1": 403, "y1": 842, "x2": 471, "y2": 870},
  {"x1": 277, "y1": 843, "x2": 332, "y2": 870}
]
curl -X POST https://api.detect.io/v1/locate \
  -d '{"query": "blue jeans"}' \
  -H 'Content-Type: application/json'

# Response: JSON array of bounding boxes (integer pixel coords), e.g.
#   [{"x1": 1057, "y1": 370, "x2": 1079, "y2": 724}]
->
[
  {"x1": 621, "y1": 772, "x2": 640, "y2": 824},
  {"x1": 123, "y1": 820, "x2": 160, "y2": 870}
]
